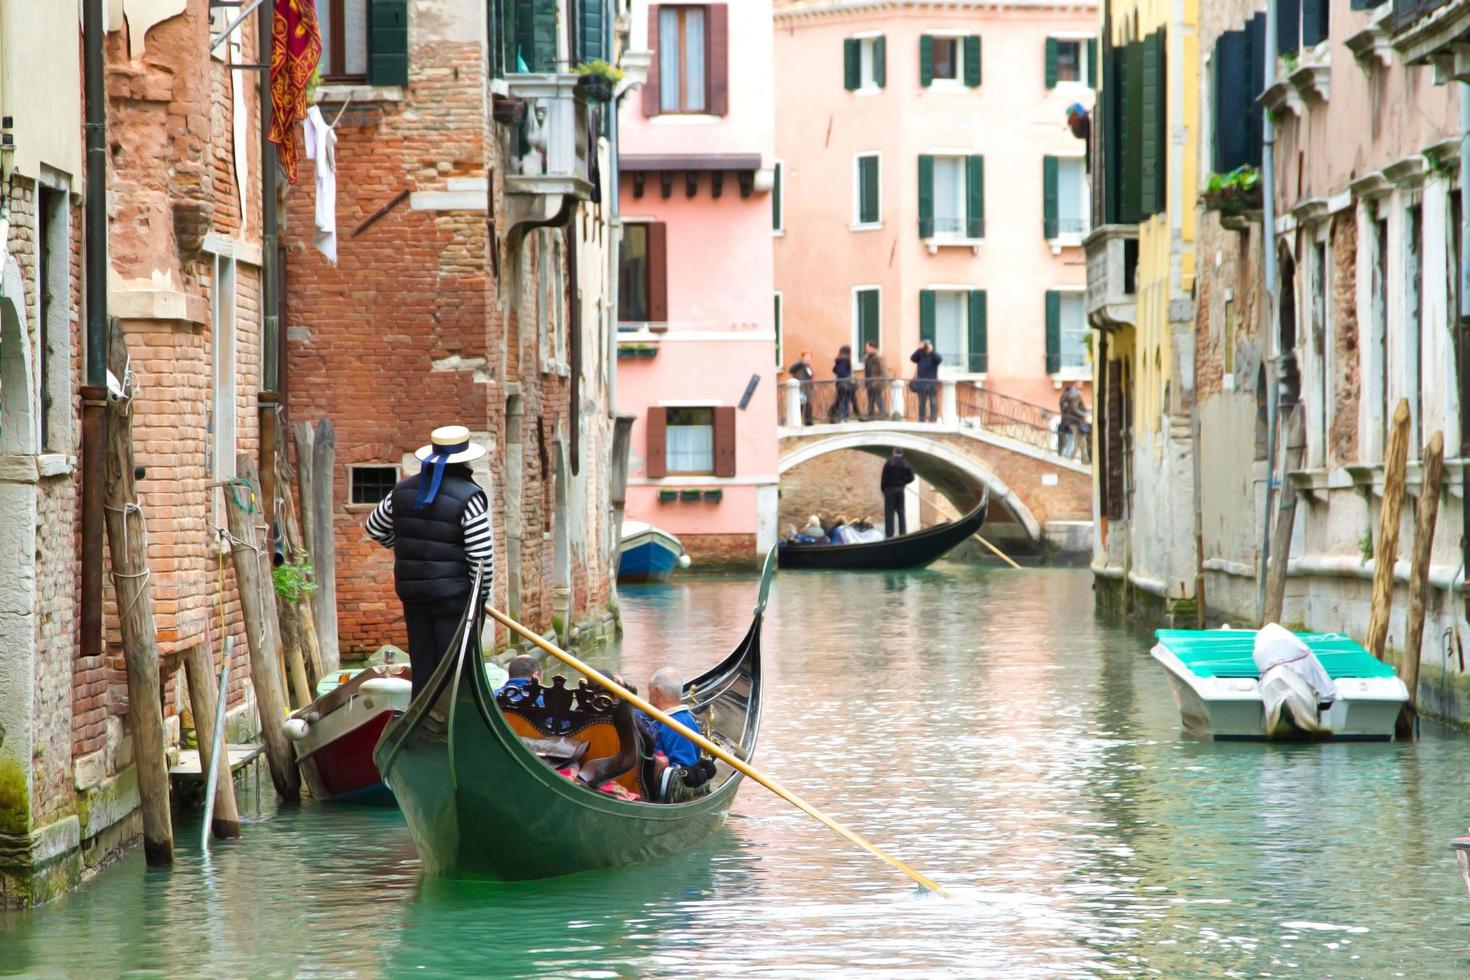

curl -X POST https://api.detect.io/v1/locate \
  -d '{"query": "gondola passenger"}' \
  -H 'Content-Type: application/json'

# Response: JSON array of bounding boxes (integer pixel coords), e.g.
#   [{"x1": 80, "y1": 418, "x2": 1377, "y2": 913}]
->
[
  {"x1": 496, "y1": 654, "x2": 544, "y2": 706},
  {"x1": 646, "y1": 667, "x2": 716, "y2": 802}
]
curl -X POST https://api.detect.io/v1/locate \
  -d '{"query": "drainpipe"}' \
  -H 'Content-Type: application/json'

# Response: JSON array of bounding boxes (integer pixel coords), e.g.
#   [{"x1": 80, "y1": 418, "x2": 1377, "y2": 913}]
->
[
  {"x1": 1459, "y1": 82, "x2": 1470, "y2": 621},
  {"x1": 1256, "y1": 0, "x2": 1280, "y2": 624},
  {"x1": 80, "y1": 0, "x2": 108, "y2": 660},
  {"x1": 258, "y1": 0, "x2": 280, "y2": 523}
]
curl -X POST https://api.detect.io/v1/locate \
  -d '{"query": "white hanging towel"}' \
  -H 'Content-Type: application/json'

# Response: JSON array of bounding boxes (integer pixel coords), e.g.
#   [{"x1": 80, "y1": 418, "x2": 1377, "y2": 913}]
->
[
  {"x1": 302, "y1": 106, "x2": 338, "y2": 265},
  {"x1": 1253, "y1": 623, "x2": 1337, "y2": 735}
]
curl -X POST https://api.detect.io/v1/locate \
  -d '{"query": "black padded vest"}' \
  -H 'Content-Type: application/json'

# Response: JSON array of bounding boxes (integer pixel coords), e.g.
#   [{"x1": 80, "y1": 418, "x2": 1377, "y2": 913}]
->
[{"x1": 391, "y1": 469, "x2": 481, "y2": 605}]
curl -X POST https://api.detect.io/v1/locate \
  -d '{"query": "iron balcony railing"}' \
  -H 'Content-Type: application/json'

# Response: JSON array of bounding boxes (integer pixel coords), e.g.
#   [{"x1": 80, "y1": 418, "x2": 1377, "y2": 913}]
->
[{"x1": 1045, "y1": 216, "x2": 1090, "y2": 239}]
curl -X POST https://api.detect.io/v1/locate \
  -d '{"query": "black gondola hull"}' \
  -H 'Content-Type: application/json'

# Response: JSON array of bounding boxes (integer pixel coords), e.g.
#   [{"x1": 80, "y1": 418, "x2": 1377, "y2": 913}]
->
[{"x1": 777, "y1": 492, "x2": 988, "y2": 570}]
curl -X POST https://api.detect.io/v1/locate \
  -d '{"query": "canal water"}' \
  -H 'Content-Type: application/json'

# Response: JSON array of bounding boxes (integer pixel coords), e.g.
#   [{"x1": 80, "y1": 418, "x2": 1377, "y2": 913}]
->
[{"x1": 4, "y1": 567, "x2": 1470, "y2": 977}]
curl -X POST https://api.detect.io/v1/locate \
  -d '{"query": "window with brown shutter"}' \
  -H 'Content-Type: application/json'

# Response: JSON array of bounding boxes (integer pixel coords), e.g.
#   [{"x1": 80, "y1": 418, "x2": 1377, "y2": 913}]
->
[
  {"x1": 713, "y1": 406, "x2": 736, "y2": 477},
  {"x1": 618, "y1": 222, "x2": 668, "y2": 324},
  {"x1": 645, "y1": 406, "x2": 668, "y2": 478},
  {"x1": 648, "y1": 222, "x2": 668, "y2": 322},
  {"x1": 644, "y1": 3, "x2": 729, "y2": 117}
]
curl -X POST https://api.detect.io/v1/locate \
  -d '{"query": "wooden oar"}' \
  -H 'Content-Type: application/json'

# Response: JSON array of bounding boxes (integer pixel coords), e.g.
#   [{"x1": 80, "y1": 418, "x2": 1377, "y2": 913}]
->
[
  {"x1": 975, "y1": 533, "x2": 1021, "y2": 570},
  {"x1": 485, "y1": 605, "x2": 950, "y2": 897}
]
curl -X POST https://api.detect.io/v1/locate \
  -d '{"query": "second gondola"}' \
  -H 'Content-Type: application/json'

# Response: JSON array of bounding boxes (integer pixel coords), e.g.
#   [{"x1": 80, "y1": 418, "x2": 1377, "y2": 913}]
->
[{"x1": 777, "y1": 491, "x2": 989, "y2": 571}]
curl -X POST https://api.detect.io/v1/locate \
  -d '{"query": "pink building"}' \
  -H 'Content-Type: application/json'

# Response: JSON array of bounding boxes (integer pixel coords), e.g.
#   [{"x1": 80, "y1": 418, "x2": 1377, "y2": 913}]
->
[
  {"x1": 773, "y1": 0, "x2": 1098, "y2": 409},
  {"x1": 616, "y1": 0, "x2": 780, "y2": 569}
]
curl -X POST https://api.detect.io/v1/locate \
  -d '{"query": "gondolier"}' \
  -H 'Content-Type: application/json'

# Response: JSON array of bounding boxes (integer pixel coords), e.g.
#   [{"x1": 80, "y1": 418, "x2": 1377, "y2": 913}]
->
[{"x1": 365, "y1": 425, "x2": 493, "y2": 697}]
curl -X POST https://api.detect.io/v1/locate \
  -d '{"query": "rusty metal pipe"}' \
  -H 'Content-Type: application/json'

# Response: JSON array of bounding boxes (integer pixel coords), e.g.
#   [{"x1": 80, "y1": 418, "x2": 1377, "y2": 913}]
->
[{"x1": 80, "y1": 0, "x2": 108, "y2": 659}]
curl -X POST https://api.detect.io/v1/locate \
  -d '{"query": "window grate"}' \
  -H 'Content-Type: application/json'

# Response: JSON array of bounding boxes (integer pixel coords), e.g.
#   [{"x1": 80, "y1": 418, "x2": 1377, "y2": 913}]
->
[{"x1": 351, "y1": 465, "x2": 399, "y2": 504}]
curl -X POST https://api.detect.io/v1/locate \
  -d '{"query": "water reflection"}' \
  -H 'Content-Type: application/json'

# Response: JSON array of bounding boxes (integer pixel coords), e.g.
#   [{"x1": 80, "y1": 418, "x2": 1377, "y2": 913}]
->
[{"x1": 4, "y1": 568, "x2": 1470, "y2": 976}]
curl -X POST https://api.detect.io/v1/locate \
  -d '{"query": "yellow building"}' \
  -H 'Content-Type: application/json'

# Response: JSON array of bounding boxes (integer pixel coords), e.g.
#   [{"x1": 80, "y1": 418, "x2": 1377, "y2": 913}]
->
[{"x1": 1084, "y1": 0, "x2": 1199, "y2": 620}]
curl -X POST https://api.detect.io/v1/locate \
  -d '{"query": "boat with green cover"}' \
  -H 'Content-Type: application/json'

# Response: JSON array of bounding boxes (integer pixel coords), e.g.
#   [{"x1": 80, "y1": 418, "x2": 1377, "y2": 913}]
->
[
  {"x1": 374, "y1": 552, "x2": 771, "y2": 880},
  {"x1": 1151, "y1": 628, "x2": 1408, "y2": 740}
]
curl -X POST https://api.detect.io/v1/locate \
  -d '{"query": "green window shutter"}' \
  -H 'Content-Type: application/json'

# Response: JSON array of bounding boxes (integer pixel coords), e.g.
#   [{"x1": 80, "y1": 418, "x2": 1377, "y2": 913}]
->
[
  {"x1": 368, "y1": 0, "x2": 409, "y2": 86},
  {"x1": 964, "y1": 35, "x2": 982, "y2": 87},
  {"x1": 1043, "y1": 155, "x2": 1059, "y2": 239},
  {"x1": 514, "y1": 0, "x2": 557, "y2": 72},
  {"x1": 967, "y1": 291, "x2": 988, "y2": 374},
  {"x1": 1277, "y1": 0, "x2": 1300, "y2": 55},
  {"x1": 1086, "y1": 38, "x2": 1097, "y2": 88},
  {"x1": 580, "y1": 0, "x2": 605, "y2": 62},
  {"x1": 920, "y1": 290, "x2": 936, "y2": 345},
  {"x1": 920, "y1": 35, "x2": 934, "y2": 87},
  {"x1": 859, "y1": 290, "x2": 881, "y2": 349},
  {"x1": 859, "y1": 156, "x2": 879, "y2": 225},
  {"x1": 772, "y1": 162, "x2": 783, "y2": 231},
  {"x1": 1302, "y1": 0, "x2": 1327, "y2": 47},
  {"x1": 1045, "y1": 36, "x2": 1058, "y2": 89},
  {"x1": 918, "y1": 154, "x2": 934, "y2": 238},
  {"x1": 874, "y1": 36, "x2": 886, "y2": 88},
  {"x1": 1045, "y1": 291, "x2": 1061, "y2": 374},
  {"x1": 1123, "y1": 39, "x2": 1143, "y2": 224},
  {"x1": 844, "y1": 38, "x2": 860, "y2": 91},
  {"x1": 965, "y1": 155, "x2": 985, "y2": 238},
  {"x1": 1141, "y1": 31, "x2": 1164, "y2": 217}
]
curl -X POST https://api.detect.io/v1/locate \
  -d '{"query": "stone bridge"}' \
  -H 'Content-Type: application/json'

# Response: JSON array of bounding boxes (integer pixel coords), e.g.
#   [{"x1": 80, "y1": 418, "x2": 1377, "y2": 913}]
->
[{"x1": 777, "y1": 380, "x2": 1093, "y2": 549}]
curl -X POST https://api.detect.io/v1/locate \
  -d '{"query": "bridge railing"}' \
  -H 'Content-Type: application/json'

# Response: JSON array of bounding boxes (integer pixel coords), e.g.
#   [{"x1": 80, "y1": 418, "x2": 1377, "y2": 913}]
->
[{"x1": 779, "y1": 378, "x2": 1088, "y2": 463}]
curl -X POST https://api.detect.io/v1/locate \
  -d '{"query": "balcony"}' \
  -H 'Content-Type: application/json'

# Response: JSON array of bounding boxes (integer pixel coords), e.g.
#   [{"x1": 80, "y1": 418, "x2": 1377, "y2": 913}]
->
[
  {"x1": 502, "y1": 73, "x2": 594, "y2": 239},
  {"x1": 1084, "y1": 224, "x2": 1138, "y2": 331},
  {"x1": 1045, "y1": 216, "x2": 1091, "y2": 251},
  {"x1": 921, "y1": 215, "x2": 985, "y2": 253},
  {"x1": 1391, "y1": 0, "x2": 1470, "y2": 81}
]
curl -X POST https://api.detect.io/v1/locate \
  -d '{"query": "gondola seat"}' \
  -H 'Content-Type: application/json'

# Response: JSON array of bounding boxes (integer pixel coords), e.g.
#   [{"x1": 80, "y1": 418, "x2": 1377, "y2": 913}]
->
[{"x1": 496, "y1": 676, "x2": 641, "y2": 793}]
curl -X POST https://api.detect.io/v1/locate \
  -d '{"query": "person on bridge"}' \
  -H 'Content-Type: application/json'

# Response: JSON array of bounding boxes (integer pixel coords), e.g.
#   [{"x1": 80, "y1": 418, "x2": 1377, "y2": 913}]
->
[
  {"x1": 788, "y1": 351, "x2": 816, "y2": 426},
  {"x1": 364, "y1": 425, "x2": 493, "y2": 699},
  {"x1": 863, "y1": 340, "x2": 889, "y2": 420},
  {"x1": 880, "y1": 448, "x2": 915, "y2": 537},
  {"x1": 830, "y1": 345, "x2": 858, "y2": 422},
  {"x1": 909, "y1": 340, "x2": 943, "y2": 422},
  {"x1": 1058, "y1": 383, "x2": 1088, "y2": 458}
]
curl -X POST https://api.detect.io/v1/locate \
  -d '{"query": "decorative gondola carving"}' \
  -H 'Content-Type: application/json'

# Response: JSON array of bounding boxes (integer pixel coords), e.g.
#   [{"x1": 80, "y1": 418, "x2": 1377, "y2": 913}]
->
[{"x1": 497, "y1": 674, "x2": 618, "y2": 736}]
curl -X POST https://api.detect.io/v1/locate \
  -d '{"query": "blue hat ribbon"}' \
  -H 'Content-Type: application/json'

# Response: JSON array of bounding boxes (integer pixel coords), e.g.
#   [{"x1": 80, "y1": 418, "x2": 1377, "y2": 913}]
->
[{"x1": 413, "y1": 440, "x2": 469, "y2": 510}]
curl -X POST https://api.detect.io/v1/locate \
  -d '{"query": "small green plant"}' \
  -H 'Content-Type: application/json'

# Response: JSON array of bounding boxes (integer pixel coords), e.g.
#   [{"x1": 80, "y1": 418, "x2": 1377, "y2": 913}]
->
[
  {"x1": 1201, "y1": 166, "x2": 1263, "y2": 215},
  {"x1": 273, "y1": 552, "x2": 319, "y2": 603},
  {"x1": 1359, "y1": 529, "x2": 1374, "y2": 564},
  {"x1": 306, "y1": 67, "x2": 323, "y2": 104},
  {"x1": 1280, "y1": 51, "x2": 1298, "y2": 74},
  {"x1": 574, "y1": 59, "x2": 625, "y2": 83}
]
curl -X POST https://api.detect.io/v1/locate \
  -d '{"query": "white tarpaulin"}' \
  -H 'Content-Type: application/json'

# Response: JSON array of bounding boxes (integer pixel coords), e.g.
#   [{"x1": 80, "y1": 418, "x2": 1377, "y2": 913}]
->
[{"x1": 1254, "y1": 623, "x2": 1337, "y2": 734}]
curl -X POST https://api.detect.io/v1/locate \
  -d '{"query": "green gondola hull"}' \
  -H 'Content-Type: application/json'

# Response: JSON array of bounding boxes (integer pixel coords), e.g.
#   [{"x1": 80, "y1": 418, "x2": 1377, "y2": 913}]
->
[{"x1": 374, "y1": 553, "x2": 771, "y2": 881}]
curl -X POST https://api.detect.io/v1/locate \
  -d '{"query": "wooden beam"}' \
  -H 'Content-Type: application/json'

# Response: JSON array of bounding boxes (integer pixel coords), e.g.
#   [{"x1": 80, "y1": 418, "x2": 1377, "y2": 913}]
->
[
  {"x1": 1399, "y1": 430, "x2": 1445, "y2": 737},
  {"x1": 225, "y1": 455, "x2": 301, "y2": 800},
  {"x1": 1263, "y1": 403, "x2": 1305, "y2": 624},
  {"x1": 1367, "y1": 399, "x2": 1412, "y2": 658},
  {"x1": 102, "y1": 322, "x2": 174, "y2": 866}
]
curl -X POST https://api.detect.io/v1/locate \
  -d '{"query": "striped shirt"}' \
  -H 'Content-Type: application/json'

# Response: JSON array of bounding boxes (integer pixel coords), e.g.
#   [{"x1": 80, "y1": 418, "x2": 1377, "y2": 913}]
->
[{"x1": 364, "y1": 489, "x2": 494, "y2": 599}]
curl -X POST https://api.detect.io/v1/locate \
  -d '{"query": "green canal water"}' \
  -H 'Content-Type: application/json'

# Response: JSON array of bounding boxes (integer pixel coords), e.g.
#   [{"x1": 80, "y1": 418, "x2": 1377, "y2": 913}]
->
[{"x1": 4, "y1": 567, "x2": 1470, "y2": 977}]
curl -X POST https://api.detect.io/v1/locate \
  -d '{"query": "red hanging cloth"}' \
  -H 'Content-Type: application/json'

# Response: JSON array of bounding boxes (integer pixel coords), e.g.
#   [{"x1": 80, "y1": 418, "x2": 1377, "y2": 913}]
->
[{"x1": 268, "y1": 0, "x2": 323, "y2": 183}]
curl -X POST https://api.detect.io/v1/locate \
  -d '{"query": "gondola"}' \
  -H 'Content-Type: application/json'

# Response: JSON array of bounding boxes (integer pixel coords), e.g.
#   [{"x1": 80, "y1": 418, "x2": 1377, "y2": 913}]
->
[
  {"x1": 777, "y1": 491, "x2": 989, "y2": 571},
  {"x1": 374, "y1": 550, "x2": 771, "y2": 880}
]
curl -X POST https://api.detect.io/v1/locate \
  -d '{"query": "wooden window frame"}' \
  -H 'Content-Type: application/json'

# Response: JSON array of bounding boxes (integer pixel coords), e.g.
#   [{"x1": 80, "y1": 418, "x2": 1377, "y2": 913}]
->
[
  {"x1": 349, "y1": 464, "x2": 402, "y2": 506},
  {"x1": 930, "y1": 36, "x2": 959, "y2": 82},
  {"x1": 659, "y1": 5, "x2": 708, "y2": 114},
  {"x1": 320, "y1": 0, "x2": 368, "y2": 83},
  {"x1": 646, "y1": 404, "x2": 737, "y2": 479}
]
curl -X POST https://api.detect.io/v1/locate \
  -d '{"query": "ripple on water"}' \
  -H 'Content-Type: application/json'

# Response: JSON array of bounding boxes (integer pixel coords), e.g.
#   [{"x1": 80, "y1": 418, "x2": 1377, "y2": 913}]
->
[{"x1": 4, "y1": 568, "x2": 1470, "y2": 976}]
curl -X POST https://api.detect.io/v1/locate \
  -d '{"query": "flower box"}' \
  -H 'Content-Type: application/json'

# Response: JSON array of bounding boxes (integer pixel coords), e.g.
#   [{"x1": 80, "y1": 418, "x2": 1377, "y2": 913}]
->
[
  {"x1": 679, "y1": 489, "x2": 703, "y2": 502},
  {"x1": 702, "y1": 488, "x2": 723, "y2": 502},
  {"x1": 658, "y1": 489, "x2": 677, "y2": 503}
]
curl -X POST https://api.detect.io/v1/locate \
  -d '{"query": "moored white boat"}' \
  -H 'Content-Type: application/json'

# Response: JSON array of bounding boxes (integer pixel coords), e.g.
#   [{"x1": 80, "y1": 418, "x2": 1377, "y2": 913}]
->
[
  {"x1": 1150, "y1": 629, "x2": 1409, "y2": 741},
  {"x1": 617, "y1": 520, "x2": 690, "y2": 583},
  {"x1": 283, "y1": 666, "x2": 413, "y2": 805}
]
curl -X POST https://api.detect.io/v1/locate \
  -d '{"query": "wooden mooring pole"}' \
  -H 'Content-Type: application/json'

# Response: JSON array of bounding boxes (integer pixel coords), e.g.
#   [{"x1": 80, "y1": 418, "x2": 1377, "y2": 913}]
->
[
  {"x1": 1399, "y1": 430, "x2": 1445, "y2": 737},
  {"x1": 293, "y1": 419, "x2": 340, "y2": 675},
  {"x1": 1367, "y1": 399, "x2": 1412, "y2": 658},
  {"x1": 101, "y1": 323, "x2": 173, "y2": 865},
  {"x1": 1263, "y1": 402, "x2": 1306, "y2": 625},
  {"x1": 273, "y1": 449, "x2": 325, "y2": 690},
  {"x1": 182, "y1": 638, "x2": 241, "y2": 838},
  {"x1": 224, "y1": 455, "x2": 301, "y2": 801}
]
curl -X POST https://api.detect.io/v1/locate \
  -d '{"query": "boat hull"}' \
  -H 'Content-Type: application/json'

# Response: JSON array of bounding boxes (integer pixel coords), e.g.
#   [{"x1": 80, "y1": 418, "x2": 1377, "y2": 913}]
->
[
  {"x1": 777, "y1": 493, "x2": 988, "y2": 571},
  {"x1": 377, "y1": 553, "x2": 770, "y2": 880},
  {"x1": 288, "y1": 669, "x2": 412, "y2": 805},
  {"x1": 618, "y1": 536, "x2": 681, "y2": 583},
  {"x1": 1151, "y1": 644, "x2": 1408, "y2": 741}
]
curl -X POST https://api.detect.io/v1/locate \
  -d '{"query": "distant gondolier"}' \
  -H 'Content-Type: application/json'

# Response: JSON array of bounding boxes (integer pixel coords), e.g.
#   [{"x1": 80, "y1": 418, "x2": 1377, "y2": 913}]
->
[
  {"x1": 880, "y1": 448, "x2": 915, "y2": 538},
  {"x1": 365, "y1": 425, "x2": 493, "y2": 697}
]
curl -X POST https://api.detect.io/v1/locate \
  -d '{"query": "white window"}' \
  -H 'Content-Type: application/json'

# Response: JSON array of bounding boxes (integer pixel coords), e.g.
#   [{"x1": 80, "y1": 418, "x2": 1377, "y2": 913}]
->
[
  {"x1": 933, "y1": 156, "x2": 965, "y2": 237},
  {"x1": 854, "y1": 153, "x2": 881, "y2": 228},
  {"x1": 1057, "y1": 292, "x2": 1087, "y2": 370},
  {"x1": 933, "y1": 290, "x2": 968, "y2": 369},
  {"x1": 210, "y1": 254, "x2": 238, "y2": 526},
  {"x1": 659, "y1": 6, "x2": 707, "y2": 113},
  {"x1": 931, "y1": 36, "x2": 960, "y2": 82},
  {"x1": 666, "y1": 407, "x2": 714, "y2": 474},
  {"x1": 1055, "y1": 40, "x2": 1083, "y2": 83},
  {"x1": 858, "y1": 36, "x2": 881, "y2": 90},
  {"x1": 1056, "y1": 158, "x2": 1088, "y2": 238}
]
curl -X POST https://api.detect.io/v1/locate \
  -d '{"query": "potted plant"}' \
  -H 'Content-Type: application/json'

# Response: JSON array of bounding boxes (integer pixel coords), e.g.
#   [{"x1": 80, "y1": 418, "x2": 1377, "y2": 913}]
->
[
  {"x1": 1200, "y1": 165, "x2": 1262, "y2": 217},
  {"x1": 679, "y1": 488, "x2": 703, "y2": 502},
  {"x1": 574, "y1": 60, "x2": 623, "y2": 103},
  {"x1": 702, "y1": 488, "x2": 723, "y2": 503},
  {"x1": 658, "y1": 488, "x2": 678, "y2": 503}
]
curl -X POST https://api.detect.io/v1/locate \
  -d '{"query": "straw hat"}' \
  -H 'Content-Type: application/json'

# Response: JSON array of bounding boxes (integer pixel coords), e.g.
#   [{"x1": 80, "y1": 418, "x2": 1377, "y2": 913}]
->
[{"x1": 414, "y1": 425, "x2": 488, "y2": 464}]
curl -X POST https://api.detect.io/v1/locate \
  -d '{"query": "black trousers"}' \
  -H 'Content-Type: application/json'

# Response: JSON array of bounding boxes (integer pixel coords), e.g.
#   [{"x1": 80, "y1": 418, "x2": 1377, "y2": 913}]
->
[
  {"x1": 915, "y1": 386, "x2": 937, "y2": 422},
  {"x1": 884, "y1": 488, "x2": 907, "y2": 538},
  {"x1": 865, "y1": 382, "x2": 887, "y2": 419},
  {"x1": 402, "y1": 597, "x2": 470, "y2": 699}
]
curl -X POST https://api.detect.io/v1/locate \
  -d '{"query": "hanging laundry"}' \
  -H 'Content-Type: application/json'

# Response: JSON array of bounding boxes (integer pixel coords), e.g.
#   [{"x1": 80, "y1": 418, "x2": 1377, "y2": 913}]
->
[{"x1": 302, "y1": 105, "x2": 338, "y2": 264}]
